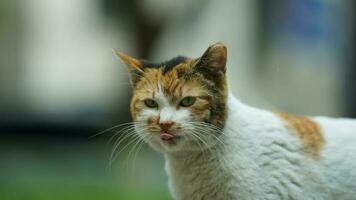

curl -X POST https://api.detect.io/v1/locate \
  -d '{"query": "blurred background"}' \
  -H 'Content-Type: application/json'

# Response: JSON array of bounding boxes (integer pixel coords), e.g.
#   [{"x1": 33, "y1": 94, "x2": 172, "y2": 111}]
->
[{"x1": 0, "y1": 0, "x2": 355, "y2": 199}]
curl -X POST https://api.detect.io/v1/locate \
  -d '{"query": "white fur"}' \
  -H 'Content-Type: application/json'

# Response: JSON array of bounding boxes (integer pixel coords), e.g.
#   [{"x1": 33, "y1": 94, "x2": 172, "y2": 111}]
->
[
  {"x1": 162, "y1": 93, "x2": 356, "y2": 200},
  {"x1": 138, "y1": 85, "x2": 191, "y2": 124}
]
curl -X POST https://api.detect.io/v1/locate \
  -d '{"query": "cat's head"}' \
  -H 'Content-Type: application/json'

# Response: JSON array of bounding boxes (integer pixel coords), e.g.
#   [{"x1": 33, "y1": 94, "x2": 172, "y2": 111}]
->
[{"x1": 117, "y1": 43, "x2": 228, "y2": 152}]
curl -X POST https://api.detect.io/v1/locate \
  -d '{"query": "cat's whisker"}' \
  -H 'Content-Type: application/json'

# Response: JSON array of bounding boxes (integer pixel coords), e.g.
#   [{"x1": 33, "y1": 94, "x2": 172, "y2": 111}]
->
[
  {"x1": 90, "y1": 121, "x2": 138, "y2": 138},
  {"x1": 131, "y1": 134, "x2": 151, "y2": 173},
  {"x1": 190, "y1": 130, "x2": 213, "y2": 154},
  {"x1": 192, "y1": 125, "x2": 226, "y2": 146},
  {"x1": 109, "y1": 126, "x2": 136, "y2": 148},
  {"x1": 119, "y1": 133, "x2": 145, "y2": 160},
  {"x1": 127, "y1": 135, "x2": 143, "y2": 160},
  {"x1": 185, "y1": 130, "x2": 206, "y2": 153},
  {"x1": 109, "y1": 133, "x2": 142, "y2": 170},
  {"x1": 189, "y1": 121, "x2": 224, "y2": 133},
  {"x1": 188, "y1": 122, "x2": 226, "y2": 146},
  {"x1": 109, "y1": 125, "x2": 139, "y2": 145},
  {"x1": 108, "y1": 126, "x2": 143, "y2": 165},
  {"x1": 131, "y1": 139, "x2": 144, "y2": 170},
  {"x1": 126, "y1": 133, "x2": 147, "y2": 169},
  {"x1": 108, "y1": 125, "x2": 148, "y2": 169},
  {"x1": 108, "y1": 132, "x2": 136, "y2": 169}
]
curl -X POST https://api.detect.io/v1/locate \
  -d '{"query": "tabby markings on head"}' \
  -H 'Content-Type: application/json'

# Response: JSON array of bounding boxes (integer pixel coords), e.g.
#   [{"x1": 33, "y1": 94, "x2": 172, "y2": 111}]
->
[{"x1": 115, "y1": 43, "x2": 228, "y2": 130}]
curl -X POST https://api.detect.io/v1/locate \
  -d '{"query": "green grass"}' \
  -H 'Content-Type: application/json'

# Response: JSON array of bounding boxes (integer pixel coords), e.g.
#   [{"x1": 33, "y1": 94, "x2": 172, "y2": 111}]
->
[
  {"x1": 0, "y1": 182, "x2": 171, "y2": 200},
  {"x1": 0, "y1": 137, "x2": 171, "y2": 200}
]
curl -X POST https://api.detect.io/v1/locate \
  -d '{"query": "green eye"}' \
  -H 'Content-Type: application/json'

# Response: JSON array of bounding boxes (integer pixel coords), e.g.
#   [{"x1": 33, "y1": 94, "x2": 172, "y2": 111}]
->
[
  {"x1": 144, "y1": 99, "x2": 158, "y2": 108},
  {"x1": 180, "y1": 96, "x2": 196, "y2": 107}
]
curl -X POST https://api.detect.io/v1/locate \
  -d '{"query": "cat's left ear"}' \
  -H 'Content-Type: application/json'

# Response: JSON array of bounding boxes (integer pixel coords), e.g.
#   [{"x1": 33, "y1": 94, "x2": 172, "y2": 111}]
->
[
  {"x1": 113, "y1": 49, "x2": 144, "y2": 87},
  {"x1": 193, "y1": 43, "x2": 227, "y2": 79}
]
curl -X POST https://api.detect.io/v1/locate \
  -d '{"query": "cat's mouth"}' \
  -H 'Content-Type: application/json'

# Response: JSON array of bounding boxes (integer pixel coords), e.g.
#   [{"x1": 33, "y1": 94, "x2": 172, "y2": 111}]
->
[{"x1": 160, "y1": 131, "x2": 179, "y2": 141}]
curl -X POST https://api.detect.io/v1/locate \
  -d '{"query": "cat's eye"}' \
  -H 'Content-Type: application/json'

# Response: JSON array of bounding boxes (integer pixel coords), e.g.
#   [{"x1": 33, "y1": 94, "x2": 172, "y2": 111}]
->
[
  {"x1": 180, "y1": 96, "x2": 196, "y2": 107},
  {"x1": 144, "y1": 99, "x2": 158, "y2": 108}
]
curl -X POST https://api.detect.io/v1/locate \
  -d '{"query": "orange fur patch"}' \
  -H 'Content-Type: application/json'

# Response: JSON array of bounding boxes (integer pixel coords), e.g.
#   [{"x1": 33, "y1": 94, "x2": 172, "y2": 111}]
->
[{"x1": 277, "y1": 112, "x2": 325, "y2": 158}]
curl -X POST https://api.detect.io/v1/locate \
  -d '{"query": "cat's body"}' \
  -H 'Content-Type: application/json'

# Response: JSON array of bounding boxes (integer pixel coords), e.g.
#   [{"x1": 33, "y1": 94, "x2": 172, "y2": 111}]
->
[
  {"x1": 166, "y1": 94, "x2": 356, "y2": 200},
  {"x1": 116, "y1": 43, "x2": 356, "y2": 200}
]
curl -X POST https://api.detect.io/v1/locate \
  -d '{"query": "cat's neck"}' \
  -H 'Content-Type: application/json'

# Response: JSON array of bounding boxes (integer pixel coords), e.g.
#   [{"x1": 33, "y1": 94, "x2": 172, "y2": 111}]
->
[
  {"x1": 163, "y1": 93, "x2": 267, "y2": 199},
  {"x1": 165, "y1": 93, "x2": 256, "y2": 158},
  {"x1": 165, "y1": 93, "x2": 261, "y2": 157}
]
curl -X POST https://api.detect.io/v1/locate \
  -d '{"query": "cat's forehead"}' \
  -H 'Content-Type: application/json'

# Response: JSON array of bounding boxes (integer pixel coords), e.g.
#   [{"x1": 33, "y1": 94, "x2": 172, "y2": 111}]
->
[{"x1": 135, "y1": 63, "x2": 208, "y2": 100}]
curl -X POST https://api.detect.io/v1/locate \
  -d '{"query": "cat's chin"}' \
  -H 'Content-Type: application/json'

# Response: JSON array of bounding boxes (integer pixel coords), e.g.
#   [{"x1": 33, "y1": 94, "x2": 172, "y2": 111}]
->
[
  {"x1": 147, "y1": 135, "x2": 212, "y2": 153},
  {"x1": 147, "y1": 136, "x2": 186, "y2": 153}
]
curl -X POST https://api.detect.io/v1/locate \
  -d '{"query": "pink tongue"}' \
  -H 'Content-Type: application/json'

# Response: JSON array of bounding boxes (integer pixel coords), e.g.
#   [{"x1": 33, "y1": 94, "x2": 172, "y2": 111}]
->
[{"x1": 160, "y1": 132, "x2": 175, "y2": 140}]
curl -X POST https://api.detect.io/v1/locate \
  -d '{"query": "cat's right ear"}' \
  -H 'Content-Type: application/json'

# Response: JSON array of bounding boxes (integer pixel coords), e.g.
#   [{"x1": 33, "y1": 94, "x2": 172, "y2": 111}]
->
[{"x1": 113, "y1": 49, "x2": 144, "y2": 87}]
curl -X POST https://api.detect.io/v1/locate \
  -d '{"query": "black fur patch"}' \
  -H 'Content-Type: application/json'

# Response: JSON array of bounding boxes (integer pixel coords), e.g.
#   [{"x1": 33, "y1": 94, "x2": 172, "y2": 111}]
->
[{"x1": 141, "y1": 56, "x2": 189, "y2": 74}]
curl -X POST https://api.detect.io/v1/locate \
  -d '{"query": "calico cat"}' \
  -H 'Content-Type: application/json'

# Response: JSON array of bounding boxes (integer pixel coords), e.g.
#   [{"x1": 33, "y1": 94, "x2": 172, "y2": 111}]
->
[{"x1": 115, "y1": 43, "x2": 356, "y2": 200}]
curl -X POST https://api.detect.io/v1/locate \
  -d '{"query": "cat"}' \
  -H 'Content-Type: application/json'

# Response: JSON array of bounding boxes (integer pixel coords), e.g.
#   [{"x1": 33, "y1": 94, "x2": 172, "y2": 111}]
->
[{"x1": 115, "y1": 43, "x2": 356, "y2": 200}]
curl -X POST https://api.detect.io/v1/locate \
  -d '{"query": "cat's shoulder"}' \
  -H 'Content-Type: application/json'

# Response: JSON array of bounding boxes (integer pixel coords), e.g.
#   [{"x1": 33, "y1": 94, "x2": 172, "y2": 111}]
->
[
  {"x1": 274, "y1": 112, "x2": 356, "y2": 157},
  {"x1": 313, "y1": 116, "x2": 356, "y2": 142}
]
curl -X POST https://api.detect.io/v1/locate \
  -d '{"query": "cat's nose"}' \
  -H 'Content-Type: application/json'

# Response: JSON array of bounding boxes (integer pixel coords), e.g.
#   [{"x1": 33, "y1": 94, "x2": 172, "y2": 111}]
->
[{"x1": 159, "y1": 121, "x2": 174, "y2": 130}]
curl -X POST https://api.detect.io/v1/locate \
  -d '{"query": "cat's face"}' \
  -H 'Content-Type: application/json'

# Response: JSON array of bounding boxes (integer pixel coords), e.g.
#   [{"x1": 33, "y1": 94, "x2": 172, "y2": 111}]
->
[{"x1": 117, "y1": 43, "x2": 228, "y2": 152}]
